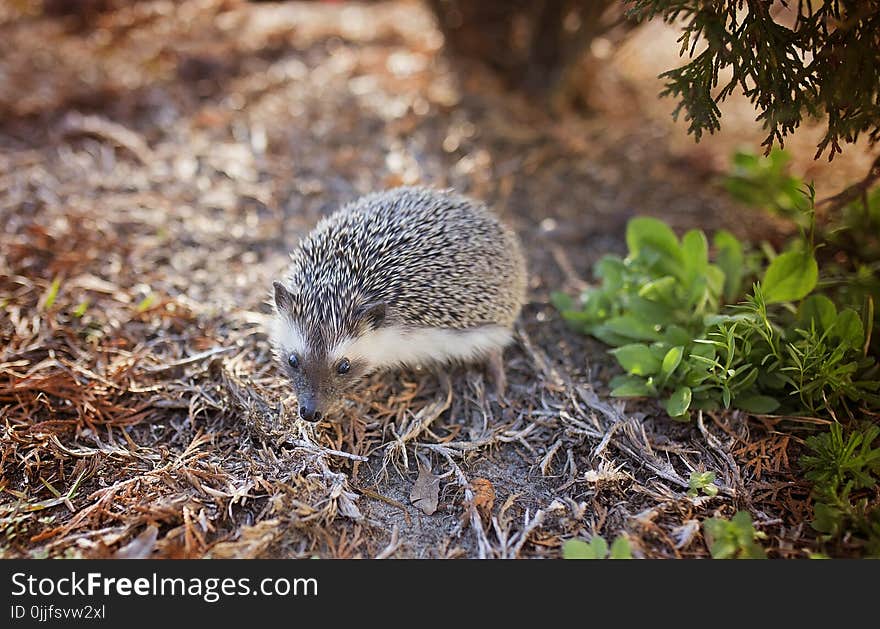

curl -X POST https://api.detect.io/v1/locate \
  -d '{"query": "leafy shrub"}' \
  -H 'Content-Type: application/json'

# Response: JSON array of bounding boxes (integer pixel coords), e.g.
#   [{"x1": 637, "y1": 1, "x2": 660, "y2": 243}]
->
[
  {"x1": 723, "y1": 147, "x2": 880, "y2": 349},
  {"x1": 554, "y1": 148, "x2": 880, "y2": 556},
  {"x1": 553, "y1": 214, "x2": 878, "y2": 420},
  {"x1": 801, "y1": 423, "x2": 880, "y2": 555}
]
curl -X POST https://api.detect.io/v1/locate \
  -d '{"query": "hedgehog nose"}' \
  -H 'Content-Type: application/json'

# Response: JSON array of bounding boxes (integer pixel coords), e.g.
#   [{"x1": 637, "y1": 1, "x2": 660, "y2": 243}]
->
[{"x1": 299, "y1": 401, "x2": 320, "y2": 422}]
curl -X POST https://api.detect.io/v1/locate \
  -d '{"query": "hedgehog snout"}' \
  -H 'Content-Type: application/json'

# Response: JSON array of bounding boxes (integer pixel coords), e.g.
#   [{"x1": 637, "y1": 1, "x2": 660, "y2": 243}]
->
[{"x1": 298, "y1": 396, "x2": 321, "y2": 422}]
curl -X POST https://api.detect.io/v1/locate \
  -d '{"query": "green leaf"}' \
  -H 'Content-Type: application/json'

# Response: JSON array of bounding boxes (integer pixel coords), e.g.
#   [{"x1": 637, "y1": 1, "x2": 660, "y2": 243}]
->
[
  {"x1": 687, "y1": 471, "x2": 719, "y2": 497},
  {"x1": 733, "y1": 394, "x2": 780, "y2": 414},
  {"x1": 563, "y1": 537, "x2": 610, "y2": 559},
  {"x1": 714, "y1": 230, "x2": 744, "y2": 301},
  {"x1": 733, "y1": 366, "x2": 760, "y2": 390},
  {"x1": 758, "y1": 369, "x2": 788, "y2": 390},
  {"x1": 810, "y1": 502, "x2": 843, "y2": 535},
  {"x1": 611, "y1": 344, "x2": 662, "y2": 376},
  {"x1": 710, "y1": 538, "x2": 737, "y2": 559},
  {"x1": 550, "y1": 291, "x2": 574, "y2": 311},
  {"x1": 831, "y1": 309, "x2": 864, "y2": 351},
  {"x1": 72, "y1": 299, "x2": 90, "y2": 318},
  {"x1": 595, "y1": 256, "x2": 626, "y2": 288},
  {"x1": 704, "y1": 512, "x2": 766, "y2": 559},
  {"x1": 761, "y1": 250, "x2": 818, "y2": 303},
  {"x1": 689, "y1": 278, "x2": 718, "y2": 314},
  {"x1": 136, "y1": 293, "x2": 157, "y2": 313},
  {"x1": 562, "y1": 539, "x2": 594, "y2": 559},
  {"x1": 682, "y1": 229, "x2": 709, "y2": 277},
  {"x1": 43, "y1": 277, "x2": 61, "y2": 311},
  {"x1": 591, "y1": 325, "x2": 638, "y2": 347},
  {"x1": 560, "y1": 309, "x2": 594, "y2": 325},
  {"x1": 807, "y1": 552, "x2": 831, "y2": 560},
  {"x1": 741, "y1": 542, "x2": 768, "y2": 559},
  {"x1": 627, "y1": 296, "x2": 674, "y2": 323},
  {"x1": 601, "y1": 315, "x2": 663, "y2": 342},
  {"x1": 732, "y1": 516, "x2": 753, "y2": 544},
  {"x1": 702, "y1": 518, "x2": 724, "y2": 540},
  {"x1": 626, "y1": 217, "x2": 683, "y2": 273},
  {"x1": 660, "y1": 346, "x2": 684, "y2": 379},
  {"x1": 663, "y1": 325, "x2": 692, "y2": 346},
  {"x1": 704, "y1": 265, "x2": 726, "y2": 302},
  {"x1": 731, "y1": 149, "x2": 761, "y2": 170},
  {"x1": 610, "y1": 375, "x2": 656, "y2": 398},
  {"x1": 609, "y1": 536, "x2": 632, "y2": 559},
  {"x1": 638, "y1": 276, "x2": 678, "y2": 301},
  {"x1": 690, "y1": 342, "x2": 716, "y2": 360},
  {"x1": 798, "y1": 294, "x2": 837, "y2": 332},
  {"x1": 588, "y1": 536, "x2": 609, "y2": 559},
  {"x1": 665, "y1": 386, "x2": 692, "y2": 417},
  {"x1": 703, "y1": 313, "x2": 751, "y2": 326}
]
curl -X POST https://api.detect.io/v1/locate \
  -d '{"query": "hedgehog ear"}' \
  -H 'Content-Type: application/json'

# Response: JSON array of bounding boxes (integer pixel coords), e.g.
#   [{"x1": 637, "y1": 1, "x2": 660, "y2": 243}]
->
[
  {"x1": 356, "y1": 301, "x2": 386, "y2": 329},
  {"x1": 273, "y1": 281, "x2": 295, "y2": 313}
]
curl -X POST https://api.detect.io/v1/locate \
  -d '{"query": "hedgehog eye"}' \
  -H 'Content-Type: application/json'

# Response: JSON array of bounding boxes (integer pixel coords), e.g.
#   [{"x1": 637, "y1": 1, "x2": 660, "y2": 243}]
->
[
  {"x1": 287, "y1": 353, "x2": 300, "y2": 370},
  {"x1": 336, "y1": 358, "x2": 351, "y2": 375}
]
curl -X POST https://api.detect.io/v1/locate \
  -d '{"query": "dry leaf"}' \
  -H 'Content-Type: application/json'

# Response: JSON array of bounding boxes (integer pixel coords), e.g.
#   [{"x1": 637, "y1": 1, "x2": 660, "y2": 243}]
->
[
  {"x1": 470, "y1": 477, "x2": 495, "y2": 522},
  {"x1": 410, "y1": 464, "x2": 440, "y2": 515}
]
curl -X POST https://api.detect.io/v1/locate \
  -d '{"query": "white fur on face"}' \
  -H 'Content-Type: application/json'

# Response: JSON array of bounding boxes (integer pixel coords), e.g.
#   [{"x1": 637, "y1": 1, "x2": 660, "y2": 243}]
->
[
  {"x1": 329, "y1": 325, "x2": 513, "y2": 371},
  {"x1": 270, "y1": 314, "x2": 307, "y2": 357}
]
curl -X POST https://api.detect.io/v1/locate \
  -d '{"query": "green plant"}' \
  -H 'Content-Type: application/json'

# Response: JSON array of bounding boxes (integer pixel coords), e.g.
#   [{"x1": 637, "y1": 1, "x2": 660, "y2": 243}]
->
[
  {"x1": 136, "y1": 293, "x2": 157, "y2": 313},
  {"x1": 724, "y1": 149, "x2": 806, "y2": 221},
  {"x1": 801, "y1": 423, "x2": 880, "y2": 554},
  {"x1": 702, "y1": 511, "x2": 767, "y2": 559},
  {"x1": 721, "y1": 147, "x2": 880, "y2": 351},
  {"x1": 563, "y1": 535, "x2": 632, "y2": 559},
  {"x1": 41, "y1": 277, "x2": 61, "y2": 311},
  {"x1": 553, "y1": 204, "x2": 879, "y2": 420},
  {"x1": 687, "y1": 470, "x2": 718, "y2": 497}
]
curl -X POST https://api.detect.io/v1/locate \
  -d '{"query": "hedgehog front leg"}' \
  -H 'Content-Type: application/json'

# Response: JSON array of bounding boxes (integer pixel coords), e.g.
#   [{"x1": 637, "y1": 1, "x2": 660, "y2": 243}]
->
[{"x1": 486, "y1": 348, "x2": 507, "y2": 399}]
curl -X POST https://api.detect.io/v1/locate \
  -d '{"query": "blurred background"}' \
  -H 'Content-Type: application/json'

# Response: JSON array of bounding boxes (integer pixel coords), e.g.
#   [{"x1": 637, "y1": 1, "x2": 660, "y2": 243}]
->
[{"x1": 2, "y1": 0, "x2": 873, "y2": 309}]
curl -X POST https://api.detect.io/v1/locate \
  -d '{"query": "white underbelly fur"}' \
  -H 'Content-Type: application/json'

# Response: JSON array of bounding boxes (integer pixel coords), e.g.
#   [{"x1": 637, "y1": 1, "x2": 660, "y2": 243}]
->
[{"x1": 330, "y1": 325, "x2": 513, "y2": 370}]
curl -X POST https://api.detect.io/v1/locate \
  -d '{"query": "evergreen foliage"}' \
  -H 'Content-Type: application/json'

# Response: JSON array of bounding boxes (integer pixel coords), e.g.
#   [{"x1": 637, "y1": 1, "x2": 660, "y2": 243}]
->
[{"x1": 628, "y1": 1, "x2": 880, "y2": 159}]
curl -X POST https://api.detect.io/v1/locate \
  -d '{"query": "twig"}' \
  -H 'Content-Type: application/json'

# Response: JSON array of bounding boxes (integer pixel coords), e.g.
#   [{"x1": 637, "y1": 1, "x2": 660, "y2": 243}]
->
[
  {"x1": 504, "y1": 509, "x2": 546, "y2": 559},
  {"x1": 592, "y1": 419, "x2": 625, "y2": 457},
  {"x1": 817, "y1": 153, "x2": 880, "y2": 213},
  {"x1": 375, "y1": 525, "x2": 401, "y2": 559},
  {"x1": 287, "y1": 439, "x2": 369, "y2": 462},
  {"x1": 696, "y1": 411, "x2": 741, "y2": 499},
  {"x1": 550, "y1": 245, "x2": 590, "y2": 292},
  {"x1": 439, "y1": 450, "x2": 493, "y2": 559},
  {"x1": 58, "y1": 112, "x2": 154, "y2": 165},
  {"x1": 382, "y1": 373, "x2": 453, "y2": 472},
  {"x1": 351, "y1": 484, "x2": 412, "y2": 525},
  {"x1": 515, "y1": 323, "x2": 566, "y2": 388},
  {"x1": 142, "y1": 347, "x2": 235, "y2": 373}
]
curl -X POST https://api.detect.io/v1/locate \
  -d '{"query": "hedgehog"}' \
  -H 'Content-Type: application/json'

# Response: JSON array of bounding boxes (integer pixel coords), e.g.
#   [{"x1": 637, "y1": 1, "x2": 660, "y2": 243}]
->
[{"x1": 269, "y1": 186, "x2": 527, "y2": 422}]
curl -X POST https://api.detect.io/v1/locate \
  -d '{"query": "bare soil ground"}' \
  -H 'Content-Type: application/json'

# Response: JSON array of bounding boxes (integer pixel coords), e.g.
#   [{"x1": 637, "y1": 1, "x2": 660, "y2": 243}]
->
[{"x1": 1, "y1": 0, "x2": 866, "y2": 558}]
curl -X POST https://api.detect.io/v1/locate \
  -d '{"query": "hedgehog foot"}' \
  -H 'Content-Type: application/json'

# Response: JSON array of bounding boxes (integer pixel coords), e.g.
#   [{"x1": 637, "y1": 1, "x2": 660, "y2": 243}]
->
[{"x1": 486, "y1": 349, "x2": 507, "y2": 400}]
